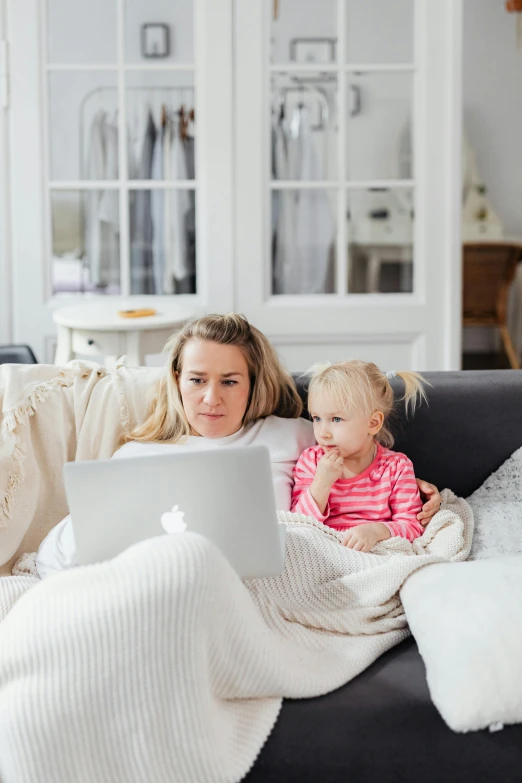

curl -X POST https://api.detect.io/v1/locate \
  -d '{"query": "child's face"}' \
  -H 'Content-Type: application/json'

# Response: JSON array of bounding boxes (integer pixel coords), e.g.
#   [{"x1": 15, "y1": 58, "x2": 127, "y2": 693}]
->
[{"x1": 309, "y1": 397, "x2": 382, "y2": 459}]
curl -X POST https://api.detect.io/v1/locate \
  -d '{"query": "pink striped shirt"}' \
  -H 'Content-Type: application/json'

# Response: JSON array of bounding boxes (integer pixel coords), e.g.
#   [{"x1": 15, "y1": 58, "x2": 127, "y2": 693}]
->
[{"x1": 291, "y1": 443, "x2": 424, "y2": 541}]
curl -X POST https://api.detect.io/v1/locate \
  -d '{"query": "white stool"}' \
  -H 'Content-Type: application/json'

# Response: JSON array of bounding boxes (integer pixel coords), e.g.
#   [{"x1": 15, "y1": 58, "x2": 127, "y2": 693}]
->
[{"x1": 53, "y1": 301, "x2": 199, "y2": 368}]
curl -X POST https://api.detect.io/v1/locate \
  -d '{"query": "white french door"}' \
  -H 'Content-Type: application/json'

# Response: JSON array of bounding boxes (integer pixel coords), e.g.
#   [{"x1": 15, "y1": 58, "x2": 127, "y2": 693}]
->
[
  {"x1": 4, "y1": 0, "x2": 462, "y2": 370},
  {"x1": 235, "y1": 0, "x2": 462, "y2": 371},
  {"x1": 6, "y1": 0, "x2": 234, "y2": 362}
]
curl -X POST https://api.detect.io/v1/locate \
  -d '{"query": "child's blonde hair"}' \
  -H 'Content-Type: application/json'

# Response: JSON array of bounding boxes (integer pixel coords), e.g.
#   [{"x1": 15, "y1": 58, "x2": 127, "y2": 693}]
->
[{"x1": 307, "y1": 360, "x2": 428, "y2": 448}]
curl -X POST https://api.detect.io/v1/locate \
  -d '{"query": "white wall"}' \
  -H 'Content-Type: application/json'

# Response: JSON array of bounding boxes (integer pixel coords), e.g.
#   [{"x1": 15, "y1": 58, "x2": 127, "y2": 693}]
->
[
  {"x1": 0, "y1": 0, "x2": 11, "y2": 344},
  {"x1": 462, "y1": 1, "x2": 522, "y2": 354},
  {"x1": 463, "y1": 1, "x2": 522, "y2": 238}
]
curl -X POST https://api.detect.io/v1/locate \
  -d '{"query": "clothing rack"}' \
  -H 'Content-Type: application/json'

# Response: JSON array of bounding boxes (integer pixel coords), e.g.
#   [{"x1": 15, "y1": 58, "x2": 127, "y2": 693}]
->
[
  {"x1": 79, "y1": 85, "x2": 195, "y2": 178},
  {"x1": 273, "y1": 86, "x2": 330, "y2": 131},
  {"x1": 271, "y1": 75, "x2": 332, "y2": 131},
  {"x1": 76, "y1": 85, "x2": 197, "y2": 295}
]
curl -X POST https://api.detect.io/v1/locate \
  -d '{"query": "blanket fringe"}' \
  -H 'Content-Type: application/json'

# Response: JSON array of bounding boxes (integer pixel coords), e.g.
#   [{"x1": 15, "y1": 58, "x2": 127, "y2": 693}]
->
[
  {"x1": 111, "y1": 358, "x2": 132, "y2": 436},
  {"x1": 12, "y1": 551, "x2": 39, "y2": 577},
  {"x1": 0, "y1": 368, "x2": 88, "y2": 526}
]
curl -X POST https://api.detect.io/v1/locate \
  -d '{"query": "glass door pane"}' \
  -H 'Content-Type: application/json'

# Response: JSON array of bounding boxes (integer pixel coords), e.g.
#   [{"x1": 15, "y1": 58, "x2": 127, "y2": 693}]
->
[
  {"x1": 271, "y1": 72, "x2": 337, "y2": 181},
  {"x1": 127, "y1": 69, "x2": 197, "y2": 295},
  {"x1": 126, "y1": 70, "x2": 196, "y2": 181},
  {"x1": 270, "y1": 0, "x2": 337, "y2": 64},
  {"x1": 124, "y1": 0, "x2": 194, "y2": 65},
  {"x1": 272, "y1": 187, "x2": 337, "y2": 294},
  {"x1": 345, "y1": 72, "x2": 414, "y2": 181},
  {"x1": 47, "y1": 0, "x2": 117, "y2": 64},
  {"x1": 49, "y1": 71, "x2": 118, "y2": 181},
  {"x1": 266, "y1": 0, "x2": 416, "y2": 299},
  {"x1": 128, "y1": 187, "x2": 196, "y2": 295},
  {"x1": 45, "y1": 0, "x2": 197, "y2": 298},
  {"x1": 347, "y1": 187, "x2": 414, "y2": 294},
  {"x1": 345, "y1": 0, "x2": 414, "y2": 63},
  {"x1": 51, "y1": 190, "x2": 121, "y2": 294}
]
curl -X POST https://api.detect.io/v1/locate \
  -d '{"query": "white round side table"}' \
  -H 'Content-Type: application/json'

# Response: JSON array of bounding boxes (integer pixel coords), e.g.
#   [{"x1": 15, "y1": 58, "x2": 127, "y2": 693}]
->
[{"x1": 53, "y1": 301, "x2": 199, "y2": 368}]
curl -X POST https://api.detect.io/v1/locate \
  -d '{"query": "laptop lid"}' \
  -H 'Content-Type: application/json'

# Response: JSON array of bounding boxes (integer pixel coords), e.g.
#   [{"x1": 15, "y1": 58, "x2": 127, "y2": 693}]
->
[{"x1": 63, "y1": 445, "x2": 285, "y2": 579}]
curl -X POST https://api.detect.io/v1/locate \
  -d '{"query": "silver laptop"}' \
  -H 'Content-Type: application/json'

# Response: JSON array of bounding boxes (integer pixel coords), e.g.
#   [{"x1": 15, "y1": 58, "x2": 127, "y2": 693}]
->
[{"x1": 63, "y1": 445, "x2": 286, "y2": 579}]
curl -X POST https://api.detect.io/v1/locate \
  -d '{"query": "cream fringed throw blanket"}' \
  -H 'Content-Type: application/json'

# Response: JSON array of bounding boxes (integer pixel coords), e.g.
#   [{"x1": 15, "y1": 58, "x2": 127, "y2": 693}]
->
[
  {"x1": 0, "y1": 361, "x2": 161, "y2": 574},
  {"x1": 0, "y1": 495, "x2": 473, "y2": 783}
]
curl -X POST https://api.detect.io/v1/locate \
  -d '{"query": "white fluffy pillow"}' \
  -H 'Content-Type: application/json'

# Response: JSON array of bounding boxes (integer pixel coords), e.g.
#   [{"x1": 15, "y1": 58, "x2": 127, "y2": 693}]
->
[
  {"x1": 467, "y1": 446, "x2": 522, "y2": 560},
  {"x1": 401, "y1": 556, "x2": 522, "y2": 732}
]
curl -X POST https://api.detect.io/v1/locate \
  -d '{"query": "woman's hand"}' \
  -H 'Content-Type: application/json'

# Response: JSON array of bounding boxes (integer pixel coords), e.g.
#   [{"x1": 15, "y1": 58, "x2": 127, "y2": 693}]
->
[
  {"x1": 315, "y1": 450, "x2": 344, "y2": 487},
  {"x1": 416, "y1": 479, "x2": 442, "y2": 526},
  {"x1": 342, "y1": 523, "x2": 391, "y2": 552}
]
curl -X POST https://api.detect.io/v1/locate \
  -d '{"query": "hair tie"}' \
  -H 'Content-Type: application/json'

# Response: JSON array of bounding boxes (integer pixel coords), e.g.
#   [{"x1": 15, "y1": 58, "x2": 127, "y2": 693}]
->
[{"x1": 385, "y1": 370, "x2": 397, "y2": 380}]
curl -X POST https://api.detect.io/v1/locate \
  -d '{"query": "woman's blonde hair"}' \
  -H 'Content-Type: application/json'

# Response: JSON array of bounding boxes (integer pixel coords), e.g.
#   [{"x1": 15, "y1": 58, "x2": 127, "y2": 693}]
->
[
  {"x1": 128, "y1": 313, "x2": 303, "y2": 444},
  {"x1": 307, "y1": 360, "x2": 428, "y2": 448}
]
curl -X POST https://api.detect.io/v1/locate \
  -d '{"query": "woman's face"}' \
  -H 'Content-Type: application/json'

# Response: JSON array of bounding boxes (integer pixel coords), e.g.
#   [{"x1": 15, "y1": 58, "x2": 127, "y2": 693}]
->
[{"x1": 177, "y1": 339, "x2": 251, "y2": 438}]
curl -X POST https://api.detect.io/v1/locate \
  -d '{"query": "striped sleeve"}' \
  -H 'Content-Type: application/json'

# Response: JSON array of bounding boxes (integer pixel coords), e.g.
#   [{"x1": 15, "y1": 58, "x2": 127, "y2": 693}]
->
[
  {"x1": 384, "y1": 456, "x2": 424, "y2": 541},
  {"x1": 291, "y1": 449, "x2": 330, "y2": 522}
]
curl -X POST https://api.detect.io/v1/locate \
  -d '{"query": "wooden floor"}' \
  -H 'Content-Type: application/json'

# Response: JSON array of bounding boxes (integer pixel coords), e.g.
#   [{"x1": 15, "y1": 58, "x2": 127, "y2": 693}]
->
[{"x1": 462, "y1": 352, "x2": 512, "y2": 370}]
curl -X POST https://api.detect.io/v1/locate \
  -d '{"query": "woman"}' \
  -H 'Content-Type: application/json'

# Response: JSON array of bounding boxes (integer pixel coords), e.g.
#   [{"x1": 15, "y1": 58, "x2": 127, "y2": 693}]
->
[{"x1": 36, "y1": 313, "x2": 441, "y2": 577}]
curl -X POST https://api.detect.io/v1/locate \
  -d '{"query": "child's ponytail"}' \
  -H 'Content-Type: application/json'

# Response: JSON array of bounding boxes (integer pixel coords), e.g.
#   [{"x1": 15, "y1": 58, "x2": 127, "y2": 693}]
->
[{"x1": 391, "y1": 371, "x2": 429, "y2": 416}]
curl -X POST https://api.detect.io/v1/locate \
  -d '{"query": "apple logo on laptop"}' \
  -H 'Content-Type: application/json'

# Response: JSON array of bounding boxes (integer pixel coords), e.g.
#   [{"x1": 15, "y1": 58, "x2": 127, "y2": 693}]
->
[{"x1": 161, "y1": 504, "x2": 187, "y2": 534}]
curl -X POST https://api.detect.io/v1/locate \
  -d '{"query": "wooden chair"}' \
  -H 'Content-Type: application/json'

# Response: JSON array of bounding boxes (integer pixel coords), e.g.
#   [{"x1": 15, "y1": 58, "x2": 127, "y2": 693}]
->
[{"x1": 462, "y1": 242, "x2": 522, "y2": 369}]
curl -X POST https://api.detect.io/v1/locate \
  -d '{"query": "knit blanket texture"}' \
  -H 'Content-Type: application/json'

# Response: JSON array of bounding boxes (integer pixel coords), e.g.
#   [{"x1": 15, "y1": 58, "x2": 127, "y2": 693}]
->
[{"x1": 0, "y1": 492, "x2": 472, "y2": 783}]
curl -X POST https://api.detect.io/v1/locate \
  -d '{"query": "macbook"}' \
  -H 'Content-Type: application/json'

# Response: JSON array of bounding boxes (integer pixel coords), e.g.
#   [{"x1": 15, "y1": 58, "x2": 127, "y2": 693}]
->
[{"x1": 63, "y1": 445, "x2": 286, "y2": 579}]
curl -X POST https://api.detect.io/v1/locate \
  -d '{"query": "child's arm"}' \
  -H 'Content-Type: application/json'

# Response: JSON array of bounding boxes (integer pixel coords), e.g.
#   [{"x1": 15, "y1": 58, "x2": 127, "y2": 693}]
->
[
  {"x1": 385, "y1": 457, "x2": 425, "y2": 541},
  {"x1": 291, "y1": 449, "x2": 343, "y2": 521}
]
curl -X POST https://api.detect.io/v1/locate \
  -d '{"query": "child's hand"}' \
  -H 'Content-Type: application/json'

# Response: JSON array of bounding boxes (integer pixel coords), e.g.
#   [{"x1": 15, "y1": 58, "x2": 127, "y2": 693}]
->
[
  {"x1": 315, "y1": 449, "x2": 344, "y2": 486},
  {"x1": 342, "y1": 523, "x2": 391, "y2": 552}
]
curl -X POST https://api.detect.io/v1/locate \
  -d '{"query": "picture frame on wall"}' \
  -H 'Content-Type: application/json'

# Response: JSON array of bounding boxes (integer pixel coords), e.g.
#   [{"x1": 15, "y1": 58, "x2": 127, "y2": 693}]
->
[
  {"x1": 289, "y1": 37, "x2": 337, "y2": 65},
  {"x1": 141, "y1": 23, "x2": 170, "y2": 59}
]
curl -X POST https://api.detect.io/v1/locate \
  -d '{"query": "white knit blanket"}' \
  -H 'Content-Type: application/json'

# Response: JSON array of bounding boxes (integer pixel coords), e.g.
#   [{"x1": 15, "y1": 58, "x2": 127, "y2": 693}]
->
[{"x1": 0, "y1": 493, "x2": 472, "y2": 783}]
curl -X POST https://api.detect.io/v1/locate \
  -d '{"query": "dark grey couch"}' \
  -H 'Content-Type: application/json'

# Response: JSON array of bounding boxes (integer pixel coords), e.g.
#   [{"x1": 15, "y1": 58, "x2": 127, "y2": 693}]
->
[{"x1": 245, "y1": 370, "x2": 522, "y2": 783}]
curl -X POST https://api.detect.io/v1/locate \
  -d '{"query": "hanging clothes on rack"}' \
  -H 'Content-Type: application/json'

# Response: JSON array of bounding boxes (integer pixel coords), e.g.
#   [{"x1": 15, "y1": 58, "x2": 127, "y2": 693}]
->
[
  {"x1": 179, "y1": 108, "x2": 197, "y2": 294},
  {"x1": 272, "y1": 100, "x2": 334, "y2": 295},
  {"x1": 150, "y1": 107, "x2": 167, "y2": 295},
  {"x1": 96, "y1": 119, "x2": 120, "y2": 287},
  {"x1": 272, "y1": 110, "x2": 296, "y2": 295},
  {"x1": 81, "y1": 87, "x2": 196, "y2": 296},
  {"x1": 84, "y1": 109, "x2": 120, "y2": 288},
  {"x1": 293, "y1": 107, "x2": 334, "y2": 294},
  {"x1": 163, "y1": 108, "x2": 192, "y2": 294},
  {"x1": 130, "y1": 109, "x2": 157, "y2": 295}
]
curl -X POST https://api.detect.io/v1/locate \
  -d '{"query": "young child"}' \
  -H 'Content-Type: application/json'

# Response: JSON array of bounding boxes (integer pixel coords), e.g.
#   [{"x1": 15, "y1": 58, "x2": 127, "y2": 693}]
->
[{"x1": 291, "y1": 360, "x2": 427, "y2": 552}]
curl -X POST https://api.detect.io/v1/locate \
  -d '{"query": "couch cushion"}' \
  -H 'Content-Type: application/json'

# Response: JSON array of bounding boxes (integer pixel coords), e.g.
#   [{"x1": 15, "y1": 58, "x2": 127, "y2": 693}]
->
[
  {"x1": 401, "y1": 556, "x2": 522, "y2": 733},
  {"x1": 245, "y1": 639, "x2": 522, "y2": 783}
]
